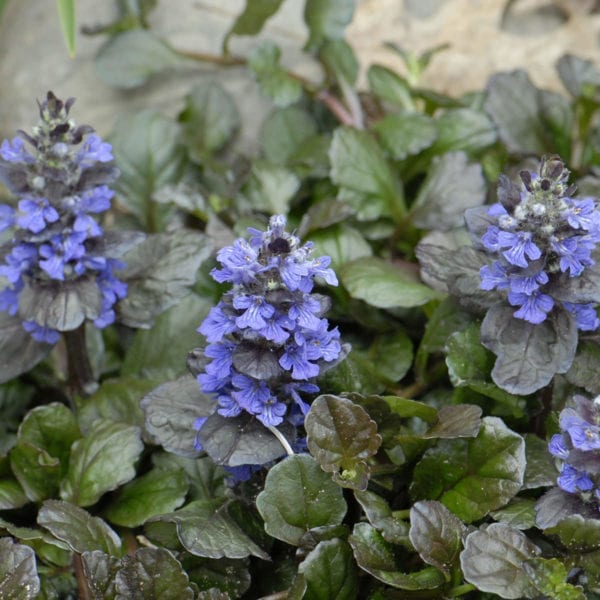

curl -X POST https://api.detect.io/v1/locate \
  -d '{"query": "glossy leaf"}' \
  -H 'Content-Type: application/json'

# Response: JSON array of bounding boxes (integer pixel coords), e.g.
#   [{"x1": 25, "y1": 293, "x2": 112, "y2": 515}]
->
[
  {"x1": 422, "y1": 404, "x2": 482, "y2": 439},
  {"x1": 341, "y1": 256, "x2": 441, "y2": 309},
  {"x1": 372, "y1": 112, "x2": 437, "y2": 160},
  {"x1": 111, "y1": 109, "x2": 187, "y2": 229},
  {"x1": 522, "y1": 433, "x2": 557, "y2": 490},
  {"x1": 460, "y1": 523, "x2": 540, "y2": 599},
  {"x1": 480, "y1": 303, "x2": 577, "y2": 395},
  {"x1": 534, "y1": 487, "x2": 598, "y2": 530},
  {"x1": 545, "y1": 514, "x2": 600, "y2": 552},
  {"x1": 0, "y1": 537, "x2": 39, "y2": 599},
  {"x1": 256, "y1": 454, "x2": 347, "y2": 546},
  {"x1": 409, "y1": 500, "x2": 466, "y2": 575},
  {"x1": 0, "y1": 304, "x2": 48, "y2": 383},
  {"x1": 432, "y1": 108, "x2": 497, "y2": 154},
  {"x1": 96, "y1": 30, "x2": 187, "y2": 89},
  {"x1": 148, "y1": 499, "x2": 269, "y2": 560},
  {"x1": 303, "y1": 0, "x2": 355, "y2": 50},
  {"x1": 179, "y1": 82, "x2": 240, "y2": 161},
  {"x1": 60, "y1": 420, "x2": 143, "y2": 507},
  {"x1": 117, "y1": 231, "x2": 212, "y2": 328},
  {"x1": 565, "y1": 340, "x2": 600, "y2": 395},
  {"x1": 81, "y1": 551, "x2": 120, "y2": 600},
  {"x1": 104, "y1": 467, "x2": 188, "y2": 527},
  {"x1": 305, "y1": 394, "x2": 381, "y2": 490},
  {"x1": 524, "y1": 557, "x2": 586, "y2": 600},
  {"x1": 298, "y1": 539, "x2": 358, "y2": 600},
  {"x1": 329, "y1": 127, "x2": 404, "y2": 219},
  {"x1": 353, "y1": 490, "x2": 410, "y2": 546},
  {"x1": 410, "y1": 151, "x2": 486, "y2": 231},
  {"x1": 367, "y1": 65, "x2": 414, "y2": 110},
  {"x1": 556, "y1": 54, "x2": 600, "y2": 100},
  {"x1": 244, "y1": 161, "x2": 300, "y2": 215},
  {"x1": 484, "y1": 70, "x2": 550, "y2": 155},
  {"x1": 490, "y1": 497, "x2": 537, "y2": 530},
  {"x1": 410, "y1": 417, "x2": 525, "y2": 522},
  {"x1": 349, "y1": 522, "x2": 445, "y2": 591},
  {"x1": 114, "y1": 547, "x2": 195, "y2": 599},
  {"x1": 38, "y1": 499, "x2": 122, "y2": 556},
  {"x1": 0, "y1": 479, "x2": 28, "y2": 510},
  {"x1": 141, "y1": 374, "x2": 214, "y2": 458}
]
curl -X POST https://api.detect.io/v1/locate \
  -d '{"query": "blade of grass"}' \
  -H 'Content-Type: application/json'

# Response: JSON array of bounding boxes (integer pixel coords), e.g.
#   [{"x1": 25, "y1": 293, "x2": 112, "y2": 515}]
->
[{"x1": 56, "y1": 0, "x2": 76, "y2": 57}]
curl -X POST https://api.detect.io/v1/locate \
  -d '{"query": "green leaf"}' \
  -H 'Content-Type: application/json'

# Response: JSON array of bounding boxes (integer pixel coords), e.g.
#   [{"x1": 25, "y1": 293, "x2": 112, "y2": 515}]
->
[
  {"x1": 261, "y1": 106, "x2": 318, "y2": 164},
  {"x1": 0, "y1": 311, "x2": 50, "y2": 384},
  {"x1": 81, "y1": 551, "x2": 121, "y2": 599},
  {"x1": 410, "y1": 151, "x2": 485, "y2": 231},
  {"x1": 304, "y1": 0, "x2": 355, "y2": 49},
  {"x1": 56, "y1": 0, "x2": 76, "y2": 57},
  {"x1": 0, "y1": 479, "x2": 28, "y2": 510},
  {"x1": 183, "y1": 556, "x2": 250, "y2": 598},
  {"x1": 309, "y1": 224, "x2": 372, "y2": 271},
  {"x1": 317, "y1": 350, "x2": 389, "y2": 396},
  {"x1": 111, "y1": 109, "x2": 187, "y2": 230},
  {"x1": 10, "y1": 403, "x2": 80, "y2": 501},
  {"x1": 523, "y1": 433, "x2": 557, "y2": 490},
  {"x1": 141, "y1": 374, "x2": 214, "y2": 459},
  {"x1": 484, "y1": 70, "x2": 550, "y2": 155},
  {"x1": 77, "y1": 377, "x2": 158, "y2": 435},
  {"x1": 305, "y1": 395, "x2": 381, "y2": 490},
  {"x1": 248, "y1": 42, "x2": 303, "y2": 107},
  {"x1": 60, "y1": 420, "x2": 143, "y2": 507},
  {"x1": 368, "y1": 330, "x2": 413, "y2": 383},
  {"x1": 367, "y1": 65, "x2": 414, "y2": 111},
  {"x1": 96, "y1": 30, "x2": 188, "y2": 89},
  {"x1": 556, "y1": 54, "x2": 600, "y2": 100},
  {"x1": 114, "y1": 547, "x2": 195, "y2": 599},
  {"x1": 38, "y1": 499, "x2": 122, "y2": 555},
  {"x1": 298, "y1": 539, "x2": 358, "y2": 600},
  {"x1": 117, "y1": 231, "x2": 212, "y2": 328},
  {"x1": 372, "y1": 112, "x2": 437, "y2": 160},
  {"x1": 244, "y1": 161, "x2": 300, "y2": 214},
  {"x1": 431, "y1": 108, "x2": 497, "y2": 154},
  {"x1": 148, "y1": 499, "x2": 269, "y2": 560},
  {"x1": 256, "y1": 454, "x2": 347, "y2": 546},
  {"x1": 122, "y1": 293, "x2": 211, "y2": 379},
  {"x1": 410, "y1": 417, "x2": 526, "y2": 522},
  {"x1": 566, "y1": 340, "x2": 600, "y2": 395},
  {"x1": 445, "y1": 321, "x2": 527, "y2": 410},
  {"x1": 524, "y1": 557, "x2": 586, "y2": 600},
  {"x1": 383, "y1": 395, "x2": 438, "y2": 422},
  {"x1": 179, "y1": 82, "x2": 240, "y2": 161},
  {"x1": 422, "y1": 404, "x2": 482, "y2": 439},
  {"x1": 545, "y1": 514, "x2": 600, "y2": 552},
  {"x1": 225, "y1": 0, "x2": 285, "y2": 41},
  {"x1": 481, "y1": 304, "x2": 577, "y2": 395},
  {"x1": 0, "y1": 537, "x2": 40, "y2": 599},
  {"x1": 329, "y1": 127, "x2": 405, "y2": 220},
  {"x1": 104, "y1": 467, "x2": 188, "y2": 527},
  {"x1": 353, "y1": 490, "x2": 410, "y2": 546},
  {"x1": 349, "y1": 522, "x2": 445, "y2": 590},
  {"x1": 341, "y1": 256, "x2": 441, "y2": 308},
  {"x1": 490, "y1": 497, "x2": 537, "y2": 530},
  {"x1": 460, "y1": 523, "x2": 541, "y2": 599},
  {"x1": 409, "y1": 500, "x2": 466, "y2": 575},
  {"x1": 319, "y1": 39, "x2": 359, "y2": 87}
]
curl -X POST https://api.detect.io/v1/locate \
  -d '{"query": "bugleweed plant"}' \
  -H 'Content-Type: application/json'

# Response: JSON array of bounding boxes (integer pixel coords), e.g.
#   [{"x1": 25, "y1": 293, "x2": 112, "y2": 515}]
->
[{"x1": 4, "y1": 1, "x2": 600, "y2": 599}]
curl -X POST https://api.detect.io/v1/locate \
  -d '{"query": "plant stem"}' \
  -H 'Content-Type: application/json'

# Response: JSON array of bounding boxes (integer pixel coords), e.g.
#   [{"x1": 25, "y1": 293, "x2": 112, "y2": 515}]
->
[
  {"x1": 448, "y1": 583, "x2": 476, "y2": 597},
  {"x1": 73, "y1": 554, "x2": 91, "y2": 600},
  {"x1": 64, "y1": 324, "x2": 98, "y2": 399},
  {"x1": 268, "y1": 425, "x2": 295, "y2": 457}
]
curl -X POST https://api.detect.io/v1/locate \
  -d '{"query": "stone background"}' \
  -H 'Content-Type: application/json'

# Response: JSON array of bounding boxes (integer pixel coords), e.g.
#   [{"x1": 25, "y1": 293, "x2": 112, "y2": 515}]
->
[{"x1": 0, "y1": 0, "x2": 599, "y2": 145}]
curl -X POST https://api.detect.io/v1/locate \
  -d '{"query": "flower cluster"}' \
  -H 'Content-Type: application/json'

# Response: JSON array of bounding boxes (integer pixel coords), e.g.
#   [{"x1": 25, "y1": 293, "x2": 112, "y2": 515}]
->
[
  {"x1": 478, "y1": 155, "x2": 600, "y2": 329},
  {"x1": 195, "y1": 215, "x2": 341, "y2": 436},
  {"x1": 0, "y1": 92, "x2": 126, "y2": 344},
  {"x1": 548, "y1": 395, "x2": 600, "y2": 511}
]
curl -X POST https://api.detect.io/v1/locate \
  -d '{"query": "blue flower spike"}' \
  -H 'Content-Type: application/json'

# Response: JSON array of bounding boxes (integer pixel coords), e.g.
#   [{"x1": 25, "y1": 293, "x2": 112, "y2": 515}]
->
[
  {"x1": 195, "y1": 215, "x2": 342, "y2": 469},
  {"x1": 478, "y1": 155, "x2": 600, "y2": 330}
]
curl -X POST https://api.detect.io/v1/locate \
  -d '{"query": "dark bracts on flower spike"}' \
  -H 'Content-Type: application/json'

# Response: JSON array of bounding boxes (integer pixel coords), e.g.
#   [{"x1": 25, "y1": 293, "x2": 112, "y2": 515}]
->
[
  {"x1": 0, "y1": 92, "x2": 137, "y2": 353},
  {"x1": 194, "y1": 214, "x2": 343, "y2": 472}
]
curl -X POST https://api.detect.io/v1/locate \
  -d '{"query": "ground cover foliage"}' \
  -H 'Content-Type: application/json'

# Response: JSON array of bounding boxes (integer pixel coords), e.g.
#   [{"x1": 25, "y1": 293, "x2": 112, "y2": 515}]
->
[{"x1": 3, "y1": 1, "x2": 600, "y2": 598}]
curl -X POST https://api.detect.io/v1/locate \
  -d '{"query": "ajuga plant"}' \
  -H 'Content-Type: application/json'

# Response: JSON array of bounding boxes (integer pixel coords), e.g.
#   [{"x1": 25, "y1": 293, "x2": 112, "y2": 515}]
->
[
  {"x1": 143, "y1": 214, "x2": 344, "y2": 476},
  {"x1": 418, "y1": 155, "x2": 600, "y2": 395}
]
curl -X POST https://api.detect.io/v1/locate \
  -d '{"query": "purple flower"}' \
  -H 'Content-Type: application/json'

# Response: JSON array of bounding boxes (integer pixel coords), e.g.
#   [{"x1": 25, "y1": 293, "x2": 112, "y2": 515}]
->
[
  {"x1": 217, "y1": 394, "x2": 243, "y2": 418},
  {"x1": 480, "y1": 262, "x2": 510, "y2": 291},
  {"x1": 509, "y1": 269, "x2": 548, "y2": 295},
  {"x1": 198, "y1": 303, "x2": 238, "y2": 343},
  {"x1": 548, "y1": 434, "x2": 569, "y2": 459},
  {"x1": 497, "y1": 230, "x2": 541, "y2": 268},
  {"x1": 558, "y1": 464, "x2": 594, "y2": 493},
  {"x1": 231, "y1": 373, "x2": 271, "y2": 412},
  {"x1": 551, "y1": 235, "x2": 595, "y2": 277},
  {"x1": 508, "y1": 290, "x2": 554, "y2": 324},
  {"x1": 233, "y1": 294, "x2": 275, "y2": 330},
  {"x1": 562, "y1": 198, "x2": 599, "y2": 231},
  {"x1": 0, "y1": 205, "x2": 15, "y2": 232},
  {"x1": 0, "y1": 244, "x2": 38, "y2": 283},
  {"x1": 22, "y1": 320, "x2": 60, "y2": 344},
  {"x1": 0, "y1": 137, "x2": 34, "y2": 163},
  {"x1": 76, "y1": 134, "x2": 113, "y2": 166},
  {"x1": 16, "y1": 197, "x2": 59, "y2": 233},
  {"x1": 564, "y1": 302, "x2": 600, "y2": 331},
  {"x1": 212, "y1": 239, "x2": 260, "y2": 284},
  {"x1": 279, "y1": 342, "x2": 319, "y2": 380}
]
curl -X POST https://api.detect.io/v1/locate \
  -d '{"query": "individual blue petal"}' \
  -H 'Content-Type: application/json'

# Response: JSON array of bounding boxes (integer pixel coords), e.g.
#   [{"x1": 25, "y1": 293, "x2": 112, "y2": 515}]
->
[
  {"x1": 566, "y1": 419, "x2": 600, "y2": 451},
  {"x1": 0, "y1": 137, "x2": 35, "y2": 163},
  {"x1": 79, "y1": 185, "x2": 113, "y2": 213},
  {"x1": 216, "y1": 394, "x2": 242, "y2": 418},
  {"x1": 288, "y1": 295, "x2": 322, "y2": 330},
  {"x1": 76, "y1": 134, "x2": 113, "y2": 166},
  {"x1": 231, "y1": 373, "x2": 271, "y2": 412},
  {"x1": 212, "y1": 239, "x2": 260, "y2": 284},
  {"x1": 193, "y1": 416, "x2": 208, "y2": 451},
  {"x1": 562, "y1": 197, "x2": 599, "y2": 231},
  {"x1": 557, "y1": 464, "x2": 594, "y2": 493},
  {"x1": 74, "y1": 213, "x2": 103, "y2": 237},
  {"x1": 508, "y1": 269, "x2": 548, "y2": 294},
  {"x1": 498, "y1": 230, "x2": 541, "y2": 267},
  {"x1": 279, "y1": 343, "x2": 319, "y2": 380},
  {"x1": 548, "y1": 434, "x2": 570, "y2": 459},
  {"x1": 481, "y1": 226, "x2": 501, "y2": 252},
  {"x1": 255, "y1": 398, "x2": 287, "y2": 427},
  {"x1": 204, "y1": 341, "x2": 235, "y2": 375},
  {"x1": 308, "y1": 255, "x2": 338, "y2": 286},
  {"x1": 198, "y1": 303, "x2": 238, "y2": 342},
  {"x1": 198, "y1": 370, "x2": 231, "y2": 394},
  {"x1": 258, "y1": 312, "x2": 293, "y2": 344},
  {"x1": 564, "y1": 302, "x2": 600, "y2": 332},
  {"x1": 22, "y1": 320, "x2": 60, "y2": 344},
  {"x1": 508, "y1": 290, "x2": 554, "y2": 324},
  {"x1": 233, "y1": 294, "x2": 275, "y2": 330},
  {"x1": 480, "y1": 262, "x2": 510, "y2": 291},
  {"x1": 0, "y1": 244, "x2": 38, "y2": 283},
  {"x1": 0, "y1": 283, "x2": 21, "y2": 315}
]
